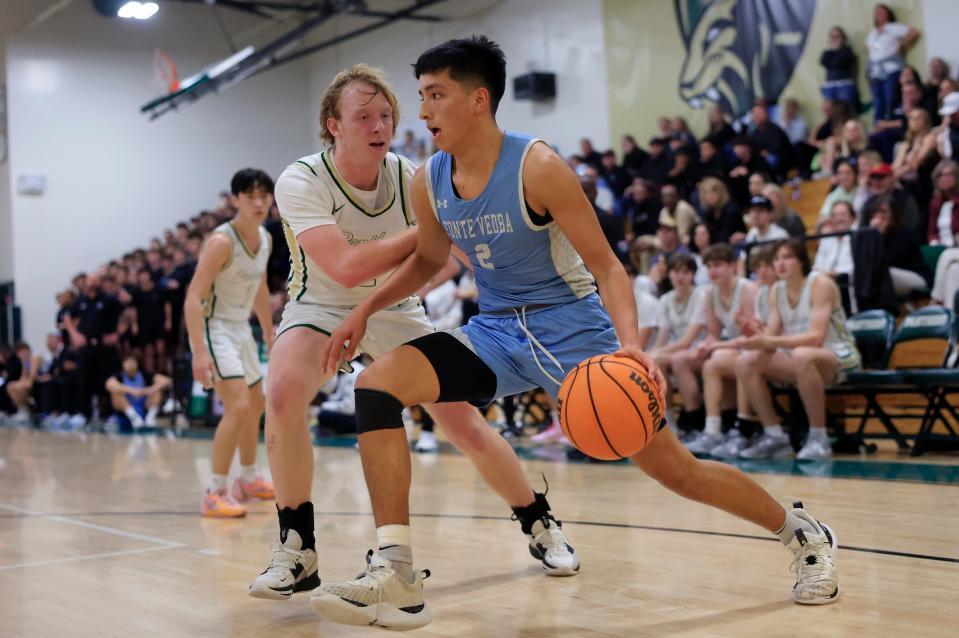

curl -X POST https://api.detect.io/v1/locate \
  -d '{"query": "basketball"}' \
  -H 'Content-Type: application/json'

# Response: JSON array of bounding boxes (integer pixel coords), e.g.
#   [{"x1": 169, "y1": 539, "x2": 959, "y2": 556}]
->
[{"x1": 557, "y1": 354, "x2": 665, "y2": 460}]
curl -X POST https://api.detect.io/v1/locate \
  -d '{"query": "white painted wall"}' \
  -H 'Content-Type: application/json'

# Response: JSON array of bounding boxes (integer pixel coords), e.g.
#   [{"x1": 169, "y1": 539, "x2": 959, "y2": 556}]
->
[
  {"x1": 922, "y1": 0, "x2": 959, "y2": 75},
  {"x1": 0, "y1": 3, "x2": 13, "y2": 283},
  {"x1": 305, "y1": 0, "x2": 610, "y2": 158},
  {"x1": 6, "y1": 3, "x2": 314, "y2": 348}
]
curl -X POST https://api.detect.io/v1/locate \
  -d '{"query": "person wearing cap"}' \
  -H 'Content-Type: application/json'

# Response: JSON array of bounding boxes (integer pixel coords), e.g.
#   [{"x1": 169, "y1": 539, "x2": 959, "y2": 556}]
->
[
  {"x1": 741, "y1": 195, "x2": 791, "y2": 269},
  {"x1": 860, "y1": 162, "x2": 921, "y2": 229},
  {"x1": 936, "y1": 92, "x2": 959, "y2": 162},
  {"x1": 630, "y1": 210, "x2": 688, "y2": 275}
]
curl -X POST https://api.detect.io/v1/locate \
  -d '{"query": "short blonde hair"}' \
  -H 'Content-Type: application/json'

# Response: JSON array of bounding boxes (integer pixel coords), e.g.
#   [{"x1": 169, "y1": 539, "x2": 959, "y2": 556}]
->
[
  {"x1": 319, "y1": 64, "x2": 400, "y2": 146},
  {"x1": 698, "y1": 176, "x2": 730, "y2": 209}
]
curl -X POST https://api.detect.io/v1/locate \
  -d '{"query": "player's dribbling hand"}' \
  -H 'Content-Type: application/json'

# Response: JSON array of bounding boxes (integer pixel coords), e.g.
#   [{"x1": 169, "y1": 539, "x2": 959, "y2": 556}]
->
[
  {"x1": 614, "y1": 345, "x2": 668, "y2": 407},
  {"x1": 322, "y1": 309, "x2": 370, "y2": 375},
  {"x1": 192, "y1": 352, "x2": 215, "y2": 390}
]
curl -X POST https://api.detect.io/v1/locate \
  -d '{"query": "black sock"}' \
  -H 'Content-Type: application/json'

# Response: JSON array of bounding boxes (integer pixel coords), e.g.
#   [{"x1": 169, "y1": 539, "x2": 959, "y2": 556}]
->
[
  {"x1": 511, "y1": 492, "x2": 556, "y2": 535},
  {"x1": 277, "y1": 501, "x2": 315, "y2": 551}
]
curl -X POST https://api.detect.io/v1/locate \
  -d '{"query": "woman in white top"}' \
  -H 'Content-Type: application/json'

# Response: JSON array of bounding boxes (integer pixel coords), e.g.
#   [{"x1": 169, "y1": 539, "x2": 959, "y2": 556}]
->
[
  {"x1": 813, "y1": 201, "x2": 855, "y2": 279},
  {"x1": 928, "y1": 159, "x2": 959, "y2": 308},
  {"x1": 865, "y1": 4, "x2": 920, "y2": 123},
  {"x1": 818, "y1": 159, "x2": 861, "y2": 226},
  {"x1": 735, "y1": 240, "x2": 861, "y2": 461}
]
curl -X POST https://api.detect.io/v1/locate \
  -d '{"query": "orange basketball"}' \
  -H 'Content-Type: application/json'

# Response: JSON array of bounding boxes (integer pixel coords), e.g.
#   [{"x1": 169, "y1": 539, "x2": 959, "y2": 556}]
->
[{"x1": 556, "y1": 354, "x2": 665, "y2": 460}]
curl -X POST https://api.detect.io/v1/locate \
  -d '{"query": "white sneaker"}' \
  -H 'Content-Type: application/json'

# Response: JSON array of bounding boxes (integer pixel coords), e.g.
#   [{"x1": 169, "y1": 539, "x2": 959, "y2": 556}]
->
[
  {"x1": 797, "y1": 430, "x2": 832, "y2": 461},
  {"x1": 709, "y1": 430, "x2": 751, "y2": 459},
  {"x1": 11, "y1": 409, "x2": 31, "y2": 426},
  {"x1": 130, "y1": 413, "x2": 146, "y2": 430},
  {"x1": 66, "y1": 414, "x2": 87, "y2": 431},
  {"x1": 684, "y1": 430, "x2": 725, "y2": 455},
  {"x1": 310, "y1": 550, "x2": 431, "y2": 631},
  {"x1": 249, "y1": 529, "x2": 320, "y2": 600},
  {"x1": 739, "y1": 432, "x2": 793, "y2": 459},
  {"x1": 528, "y1": 516, "x2": 580, "y2": 576},
  {"x1": 786, "y1": 502, "x2": 839, "y2": 604},
  {"x1": 414, "y1": 430, "x2": 438, "y2": 453}
]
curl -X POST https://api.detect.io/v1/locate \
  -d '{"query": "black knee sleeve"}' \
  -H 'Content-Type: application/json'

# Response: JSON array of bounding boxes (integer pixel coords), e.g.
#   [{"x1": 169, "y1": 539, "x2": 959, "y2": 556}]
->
[{"x1": 355, "y1": 388, "x2": 405, "y2": 434}]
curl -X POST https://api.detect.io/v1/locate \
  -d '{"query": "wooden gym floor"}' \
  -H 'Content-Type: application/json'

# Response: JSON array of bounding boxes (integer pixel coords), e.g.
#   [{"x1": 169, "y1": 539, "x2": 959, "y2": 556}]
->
[{"x1": 0, "y1": 427, "x2": 957, "y2": 637}]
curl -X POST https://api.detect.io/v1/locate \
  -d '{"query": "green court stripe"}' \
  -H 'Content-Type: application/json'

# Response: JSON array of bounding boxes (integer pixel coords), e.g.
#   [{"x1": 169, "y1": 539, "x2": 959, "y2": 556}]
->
[
  {"x1": 295, "y1": 247, "x2": 308, "y2": 301},
  {"x1": 295, "y1": 160, "x2": 318, "y2": 176},
  {"x1": 320, "y1": 151, "x2": 395, "y2": 218}
]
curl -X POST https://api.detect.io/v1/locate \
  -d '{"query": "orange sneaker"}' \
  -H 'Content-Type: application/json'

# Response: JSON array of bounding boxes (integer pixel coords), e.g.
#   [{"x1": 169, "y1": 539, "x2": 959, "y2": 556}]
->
[
  {"x1": 202, "y1": 490, "x2": 247, "y2": 518},
  {"x1": 232, "y1": 476, "x2": 276, "y2": 502}
]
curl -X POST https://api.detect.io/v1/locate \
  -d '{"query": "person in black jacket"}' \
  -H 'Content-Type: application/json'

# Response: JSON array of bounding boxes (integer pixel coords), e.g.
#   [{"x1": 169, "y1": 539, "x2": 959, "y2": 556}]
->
[
  {"x1": 698, "y1": 176, "x2": 746, "y2": 245},
  {"x1": 868, "y1": 194, "x2": 933, "y2": 295},
  {"x1": 820, "y1": 26, "x2": 859, "y2": 111}
]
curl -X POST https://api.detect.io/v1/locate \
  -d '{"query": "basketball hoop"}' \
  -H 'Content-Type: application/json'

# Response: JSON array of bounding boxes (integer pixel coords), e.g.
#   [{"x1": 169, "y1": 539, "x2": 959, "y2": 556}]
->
[{"x1": 152, "y1": 48, "x2": 180, "y2": 94}]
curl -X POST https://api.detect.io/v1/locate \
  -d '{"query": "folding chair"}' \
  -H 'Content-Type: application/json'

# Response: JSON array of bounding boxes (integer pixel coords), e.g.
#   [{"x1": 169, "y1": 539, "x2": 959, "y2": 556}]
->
[
  {"x1": 840, "y1": 306, "x2": 954, "y2": 450},
  {"x1": 908, "y1": 294, "x2": 959, "y2": 456}
]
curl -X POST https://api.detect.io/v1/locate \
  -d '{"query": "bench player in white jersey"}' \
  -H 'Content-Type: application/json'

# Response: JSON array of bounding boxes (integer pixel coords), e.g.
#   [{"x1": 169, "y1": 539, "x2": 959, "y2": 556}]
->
[
  {"x1": 248, "y1": 65, "x2": 579, "y2": 601},
  {"x1": 185, "y1": 169, "x2": 276, "y2": 518},
  {"x1": 312, "y1": 37, "x2": 840, "y2": 631},
  {"x1": 736, "y1": 239, "x2": 861, "y2": 461},
  {"x1": 673, "y1": 243, "x2": 758, "y2": 456}
]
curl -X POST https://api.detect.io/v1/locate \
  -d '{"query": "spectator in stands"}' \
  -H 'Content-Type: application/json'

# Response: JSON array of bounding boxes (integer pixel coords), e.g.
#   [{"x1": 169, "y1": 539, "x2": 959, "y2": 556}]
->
[
  {"x1": 809, "y1": 99, "x2": 850, "y2": 156},
  {"x1": 872, "y1": 81, "x2": 925, "y2": 162},
  {"x1": 729, "y1": 137, "x2": 772, "y2": 208},
  {"x1": 813, "y1": 201, "x2": 856, "y2": 281},
  {"x1": 936, "y1": 92, "x2": 959, "y2": 162},
  {"x1": 763, "y1": 183, "x2": 806, "y2": 237},
  {"x1": 631, "y1": 212, "x2": 687, "y2": 276},
  {"x1": 742, "y1": 195, "x2": 790, "y2": 267},
  {"x1": 665, "y1": 148, "x2": 697, "y2": 200},
  {"x1": 900, "y1": 66, "x2": 939, "y2": 120},
  {"x1": 583, "y1": 165, "x2": 616, "y2": 214},
  {"x1": 865, "y1": 4, "x2": 920, "y2": 123},
  {"x1": 131, "y1": 269, "x2": 170, "y2": 375},
  {"x1": 821, "y1": 118, "x2": 868, "y2": 177},
  {"x1": 671, "y1": 116, "x2": 697, "y2": 151},
  {"x1": 777, "y1": 98, "x2": 809, "y2": 146},
  {"x1": 855, "y1": 150, "x2": 882, "y2": 211},
  {"x1": 660, "y1": 184, "x2": 698, "y2": 243},
  {"x1": 578, "y1": 137, "x2": 603, "y2": 170},
  {"x1": 0, "y1": 344, "x2": 24, "y2": 420},
  {"x1": 748, "y1": 171, "x2": 770, "y2": 199},
  {"x1": 927, "y1": 57, "x2": 951, "y2": 99},
  {"x1": 869, "y1": 194, "x2": 933, "y2": 295},
  {"x1": 927, "y1": 159, "x2": 959, "y2": 309},
  {"x1": 893, "y1": 107, "x2": 939, "y2": 209},
  {"x1": 55, "y1": 289, "x2": 76, "y2": 347},
  {"x1": 698, "y1": 176, "x2": 745, "y2": 244},
  {"x1": 395, "y1": 129, "x2": 417, "y2": 159},
  {"x1": 621, "y1": 134, "x2": 649, "y2": 176},
  {"x1": 601, "y1": 149, "x2": 630, "y2": 198},
  {"x1": 819, "y1": 159, "x2": 862, "y2": 224},
  {"x1": 861, "y1": 162, "x2": 921, "y2": 229},
  {"x1": 820, "y1": 26, "x2": 859, "y2": 109},
  {"x1": 105, "y1": 354, "x2": 170, "y2": 429},
  {"x1": 622, "y1": 177, "x2": 661, "y2": 243},
  {"x1": 640, "y1": 137, "x2": 671, "y2": 185},
  {"x1": 657, "y1": 116, "x2": 674, "y2": 139},
  {"x1": 581, "y1": 173, "x2": 626, "y2": 264},
  {"x1": 687, "y1": 222, "x2": 714, "y2": 286},
  {"x1": 705, "y1": 104, "x2": 735, "y2": 150},
  {"x1": 33, "y1": 332, "x2": 79, "y2": 427},
  {"x1": 748, "y1": 103, "x2": 793, "y2": 177},
  {"x1": 697, "y1": 137, "x2": 726, "y2": 179},
  {"x1": 736, "y1": 239, "x2": 861, "y2": 460}
]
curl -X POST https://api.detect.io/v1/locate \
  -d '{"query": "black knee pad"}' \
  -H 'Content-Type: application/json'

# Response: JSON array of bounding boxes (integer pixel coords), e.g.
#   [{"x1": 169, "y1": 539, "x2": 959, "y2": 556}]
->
[{"x1": 355, "y1": 388, "x2": 405, "y2": 434}]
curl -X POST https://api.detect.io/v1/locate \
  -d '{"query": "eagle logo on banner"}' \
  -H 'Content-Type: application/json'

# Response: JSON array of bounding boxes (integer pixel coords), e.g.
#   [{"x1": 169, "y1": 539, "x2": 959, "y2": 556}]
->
[{"x1": 675, "y1": 0, "x2": 816, "y2": 118}]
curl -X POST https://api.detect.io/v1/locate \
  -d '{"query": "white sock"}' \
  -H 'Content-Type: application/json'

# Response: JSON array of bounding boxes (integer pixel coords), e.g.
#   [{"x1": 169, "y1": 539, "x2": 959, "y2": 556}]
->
[
  {"x1": 704, "y1": 416, "x2": 722, "y2": 435},
  {"x1": 240, "y1": 464, "x2": 258, "y2": 483},
  {"x1": 377, "y1": 524, "x2": 411, "y2": 548},
  {"x1": 764, "y1": 424, "x2": 784, "y2": 438},
  {"x1": 124, "y1": 406, "x2": 142, "y2": 423},
  {"x1": 807, "y1": 426, "x2": 827, "y2": 439},
  {"x1": 775, "y1": 509, "x2": 819, "y2": 545},
  {"x1": 208, "y1": 474, "x2": 229, "y2": 493},
  {"x1": 146, "y1": 406, "x2": 159, "y2": 421},
  {"x1": 736, "y1": 412, "x2": 752, "y2": 421}
]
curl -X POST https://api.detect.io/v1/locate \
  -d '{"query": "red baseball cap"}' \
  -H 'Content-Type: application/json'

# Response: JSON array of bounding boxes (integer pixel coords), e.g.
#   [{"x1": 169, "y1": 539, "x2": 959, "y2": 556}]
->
[{"x1": 869, "y1": 163, "x2": 894, "y2": 177}]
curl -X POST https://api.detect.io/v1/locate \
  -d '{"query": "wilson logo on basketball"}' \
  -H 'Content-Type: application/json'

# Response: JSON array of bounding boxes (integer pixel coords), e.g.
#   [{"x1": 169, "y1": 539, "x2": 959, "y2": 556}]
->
[{"x1": 628, "y1": 370, "x2": 663, "y2": 426}]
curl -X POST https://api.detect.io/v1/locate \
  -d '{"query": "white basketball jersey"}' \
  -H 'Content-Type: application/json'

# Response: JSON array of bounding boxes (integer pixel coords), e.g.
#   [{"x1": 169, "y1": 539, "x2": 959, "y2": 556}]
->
[
  {"x1": 710, "y1": 277, "x2": 746, "y2": 339},
  {"x1": 204, "y1": 222, "x2": 270, "y2": 322},
  {"x1": 657, "y1": 287, "x2": 705, "y2": 343},
  {"x1": 275, "y1": 149, "x2": 415, "y2": 307},
  {"x1": 775, "y1": 272, "x2": 857, "y2": 359},
  {"x1": 755, "y1": 284, "x2": 771, "y2": 324}
]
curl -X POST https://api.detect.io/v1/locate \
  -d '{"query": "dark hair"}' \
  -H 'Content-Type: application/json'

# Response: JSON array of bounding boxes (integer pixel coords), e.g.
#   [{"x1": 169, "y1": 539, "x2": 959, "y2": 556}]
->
[
  {"x1": 866, "y1": 193, "x2": 902, "y2": 232},
  {"x1": 835, "y1": 158, "x2": 858, "y2": 177},
  {"x1": 687, "y1": 222, "x2": 711, "y2": 254},
  {"x1": 731, "y1": 135, "x2": 753, "y2": 148},
  {"x1": 702, "y1": 242, "x2": 736, "y2": 264},
  {"x1": 829, "y1": 26, "x2": 849, "y2": 46},
  {"x1": 413, "y1": 35, "x2": 507, "y2": 115},
  {"x1": 666, "y1": 253, "x2": 698, "y2": 274},
  {"x1": 230, "y1": 168, "x2": 274, "y2": 197},
  {"x1": 875, "y1": 3, "x2": 896, "y2": 23},
  {"x1": 774, "y1": 238, "x2": 812, "y2": 275}
]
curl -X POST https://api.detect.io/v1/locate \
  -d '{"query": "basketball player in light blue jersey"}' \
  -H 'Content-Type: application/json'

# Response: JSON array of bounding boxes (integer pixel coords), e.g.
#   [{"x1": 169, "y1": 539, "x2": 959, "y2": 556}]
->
[{"x1": 311, "y1": 37, "x2": 840, "y2": 630}]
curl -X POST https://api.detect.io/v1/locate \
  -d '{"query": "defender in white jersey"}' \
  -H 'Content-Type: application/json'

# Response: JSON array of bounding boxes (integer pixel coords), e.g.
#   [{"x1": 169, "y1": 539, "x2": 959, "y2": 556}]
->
[
  {"x1": 736, "y1": 239, "x2": 861, "y2": 461},
  {"x1": 249, "y1": 65, "x2": 579, "y2": 603},
  {"x1": 185, "y1": 169, "x2": 276, "y2": 519},
  {"x1": 671, "y1": 243, "x2": 758, "y2": 455}
]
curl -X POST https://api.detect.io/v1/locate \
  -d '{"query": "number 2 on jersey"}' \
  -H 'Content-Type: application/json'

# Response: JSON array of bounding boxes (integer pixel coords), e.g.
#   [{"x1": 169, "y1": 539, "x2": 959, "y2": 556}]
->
[{"x1": 475, "y1": 243, "x2": 494, "y2": 269}]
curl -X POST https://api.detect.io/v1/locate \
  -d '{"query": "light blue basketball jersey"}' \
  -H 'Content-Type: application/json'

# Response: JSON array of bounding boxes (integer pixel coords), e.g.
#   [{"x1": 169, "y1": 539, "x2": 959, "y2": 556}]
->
[{"x1": 426, "y1": 131, "x2": 596, "y2": 313}]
